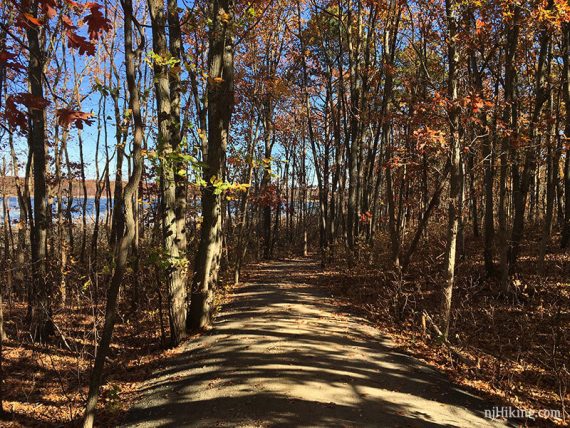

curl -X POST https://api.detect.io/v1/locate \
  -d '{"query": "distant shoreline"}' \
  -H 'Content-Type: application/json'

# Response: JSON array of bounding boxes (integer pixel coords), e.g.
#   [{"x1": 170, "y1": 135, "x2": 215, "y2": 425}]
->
[
  {"x1": 0, "y1": 176, "x2": 125, "y2": 199},
  {"x1": 0, "y1": 195, "x2": 113, "y2": 199}
]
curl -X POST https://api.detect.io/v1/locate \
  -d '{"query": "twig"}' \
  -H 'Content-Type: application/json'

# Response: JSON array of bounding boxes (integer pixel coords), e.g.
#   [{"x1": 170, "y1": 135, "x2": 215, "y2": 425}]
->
[{"x1": 422, "y1": 310, "x2": 473, "y2": 366}]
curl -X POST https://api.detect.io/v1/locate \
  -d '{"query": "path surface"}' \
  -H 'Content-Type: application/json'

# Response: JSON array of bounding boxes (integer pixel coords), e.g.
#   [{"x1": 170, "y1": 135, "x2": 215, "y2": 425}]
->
[{"x1": 123, "y1": 259, "x2": 506, "y2": 427}]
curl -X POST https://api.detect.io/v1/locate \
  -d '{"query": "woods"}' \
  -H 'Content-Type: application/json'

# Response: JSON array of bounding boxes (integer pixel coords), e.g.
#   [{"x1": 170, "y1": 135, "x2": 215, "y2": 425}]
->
[{"x1": 0, "y1": 0, "x2": 568, "y2": 425}]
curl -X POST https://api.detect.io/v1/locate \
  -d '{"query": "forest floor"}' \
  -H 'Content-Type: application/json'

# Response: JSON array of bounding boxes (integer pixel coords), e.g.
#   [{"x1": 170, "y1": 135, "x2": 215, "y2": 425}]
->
[
  {"x1": 317, "y1": 232, "x2": 569, "y2": 427},
  {"x1": 122, "y1": 258, "x2": 506, "y2": 427}
]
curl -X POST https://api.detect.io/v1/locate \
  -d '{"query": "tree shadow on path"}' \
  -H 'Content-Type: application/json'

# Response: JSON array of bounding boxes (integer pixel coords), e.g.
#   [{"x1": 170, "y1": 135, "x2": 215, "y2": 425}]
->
[{"x1": 122, "y1": 259, "x2": 507, "y2": 428}]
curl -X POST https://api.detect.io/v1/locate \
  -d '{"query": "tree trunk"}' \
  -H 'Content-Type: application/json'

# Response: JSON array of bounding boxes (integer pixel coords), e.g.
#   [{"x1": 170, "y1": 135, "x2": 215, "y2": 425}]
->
[
  {"x1": 262, "y1": 115, "x2": 273, "y2": 259},
  {"x1": 508, "y1": 0, "x2": 551, "y2": 269},
  {"x1": 539, "y1": 87, "x2": 556, "y2": 266},
  {"x1": 482, "y1": 87, "x2": 497, "y2": 277},
  {"x1": 188, "y1": 0, "x2": 234, "y2": 331},
  {"x1": 498, "y1": 5, "x2": 520, "y2": 291},
  {"x1": 148, "y1": 0, "x2": 188, "y2": 346},
  {"x1": 82, "y1": 1, "x2": 144, "y2": 424},
  {"x1": 26, "y1": 0, "x2": 53, "y2": 341},
  {"x1": 561, "y1": 22, "x2": 570, "y2": 249},
  {"x1": 168, "y1": 0, "x2": 188, "y2": 346},
  {"x1": 441, "y1": 0, "x2": 462, "y2": 340},
  {"x1": 234, "y1": 114, "x2": 256, "y2": 284},
  {"x1": 9, "y1": 131, "x2": 28, "y2": 299}
]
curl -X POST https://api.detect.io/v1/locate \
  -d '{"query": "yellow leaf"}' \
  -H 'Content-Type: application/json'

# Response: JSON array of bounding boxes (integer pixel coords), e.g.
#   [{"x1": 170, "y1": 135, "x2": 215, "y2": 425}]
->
[{"x1": 219, "y1": 11, "x2": 231, "y2": 24}]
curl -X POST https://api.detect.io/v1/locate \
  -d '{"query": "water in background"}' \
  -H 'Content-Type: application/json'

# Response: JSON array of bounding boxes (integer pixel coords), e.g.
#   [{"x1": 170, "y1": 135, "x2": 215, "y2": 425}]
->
[
  {"x1": 0, "y1": 196, "x2": 113, "y2": 223},
  {"x1": 0, "y1": 196, "x2": 317, "y2": 223}
]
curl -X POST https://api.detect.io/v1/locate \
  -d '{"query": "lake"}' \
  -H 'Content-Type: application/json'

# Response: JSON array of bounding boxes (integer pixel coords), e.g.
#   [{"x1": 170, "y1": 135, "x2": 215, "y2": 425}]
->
[{"x1": 0, "y1": 196, "x2": 113, "y2": 223}]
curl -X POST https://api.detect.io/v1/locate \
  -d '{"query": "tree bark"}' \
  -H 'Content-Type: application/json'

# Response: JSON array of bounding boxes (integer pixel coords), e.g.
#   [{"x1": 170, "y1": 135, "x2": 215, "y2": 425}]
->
[
  {"x1": 561, "y1": 22, "x2": 570, "y2": 249},
  {"x1": 441, "y1": 0, "x2": 462, "y2": 340},
  {"x1": 508, "y1": 0, "x2": 551, "y2": 269},
  {"x1": 188, "y1": 0, "x2": 234, "y2": 330},
  {"x1": 27, "y1": 0, "x2": 53, "y2": 341},
  {"x1": 498, "y1": 5, "x2": 520, "y2": 291},
  {"x1": 82, "y1": 0, "x2": 145, "y2": 424},
  {"x1": 148, "y1": 0, "x2": 188, "y2": 346}
]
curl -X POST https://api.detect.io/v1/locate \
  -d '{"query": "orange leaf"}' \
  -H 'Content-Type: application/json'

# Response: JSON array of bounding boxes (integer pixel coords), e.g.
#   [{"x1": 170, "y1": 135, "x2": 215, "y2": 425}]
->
[
  {"x1": 21, "y1": 13, "x2": 42, "y2": 27},
  {"x1": 56, "y1": 109, "x2": 95, "y2": 129},
  {"x1": 62, "y1": 15, "x2": 77, "y2": 30}
]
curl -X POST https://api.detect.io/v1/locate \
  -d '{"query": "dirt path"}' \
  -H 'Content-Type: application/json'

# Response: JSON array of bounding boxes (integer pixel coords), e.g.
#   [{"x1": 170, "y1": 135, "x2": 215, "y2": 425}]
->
[{"x1": 123, "y1": 259, "x2": 506, "y2": 427}]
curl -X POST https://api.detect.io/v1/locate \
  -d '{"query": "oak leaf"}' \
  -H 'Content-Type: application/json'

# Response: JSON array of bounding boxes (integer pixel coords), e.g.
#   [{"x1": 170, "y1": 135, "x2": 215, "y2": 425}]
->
[
  {"x1": 83, "y1": 3, "x2": 112, "y2": 40},
  {"x1": 62, "y1": 15, "x2": 77, "y2": 30},
  {"x1": 4, "y1": 93, "x2": 50, "y2": 131},
  {"x1": 67, "y1": 31, "x2": 96, "y2": 56},
  {"x1": 5, "y1": 96, "x2": 28, "y2": 131},
  {"x1": 19, "y1": 13, "x2": 42, "y2": 27},
  {"x1": 41, "y1": 0, "x2": 58, "y2": 19},
  {"x1": 11, "y1": 92, "x2": 50, "y2": 110},
  {"x1": 56, "y1": 109, "x2": 95, "y2": 129}
]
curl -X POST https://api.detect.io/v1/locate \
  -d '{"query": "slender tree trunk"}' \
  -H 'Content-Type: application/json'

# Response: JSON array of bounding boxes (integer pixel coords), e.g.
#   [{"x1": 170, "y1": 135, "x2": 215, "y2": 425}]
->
[
  {"x1": 561, "y1": 22, "x2": 570, "y2": 248},
  {"x1": 345, "y1": 7, "x2": 362, "y2": 253},
  {"x1": 26, "y1": 0, "x2": 53, "y2": 341},
  {"x1": 110, "y1": 87, "x2": 125, "y2": 247},
  {"x1": 508, "y1": 0, "x2": 551, "y2": 269},
  {"x1": 498, "y1": 5, "x2": 520, "y2": 291},
  {"x1": 55, "y1": 127, "x2": 68, "y2": 304},
  {"x1": 1, "y1": 159, "x2": 10, "y2": 343},
  {"x1": 9, "y1": 131, "x2": 28, "y2": 299},
  {"x1": 262, "y1": 114, "x2": 273, "y2": 259},
  {"x1": 234, "y1": 114, "x2": 256, "y2": 284},
  {"x1": 188, "y1": 0, "x2": 234, "y2": 330},
  {"x1": 482, "y1": 85, "x2": 497, "y2": 276},
  {"x1": 441, "y1": 0, "x2": 462, "y2": 340},
  {"x1": 83, "y1": 1, "x2": 144, "y2": 424},
  {"x1": 467, "y1": 148, "x2": 478, "y2": 238},
  {"x1": 386, "y1": 131, "x2": 401, "y2": 268},
  {"x1": 71, "y1": 54, "x2": 89, "y2": 264},
  {"x1": 539, "y1": 88, "x2": 557, "y2": 266},
  {"x1": 90, "y1": 95, "x2": 106, "y2": 269},
  {"x1": 301, "y1": 140, "x2": 308, "y2": 256},
  {"x1": 78, "y1": 130, "x2": 88, "y2": 263},
  {"x1": 402, "y1": 162, "x2": 451, "y2": 269}
]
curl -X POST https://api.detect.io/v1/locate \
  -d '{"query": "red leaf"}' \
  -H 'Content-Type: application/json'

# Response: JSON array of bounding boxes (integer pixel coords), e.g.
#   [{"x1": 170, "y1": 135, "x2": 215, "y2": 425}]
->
[
  {"x1": 40, "y1": 0, "x2": 58, "y2": 19},
  {"x1": 0, "y1": 50, "x2": 16, "y2": 63},
  {"x1": 5, "y1": 96, "x2": 28, "y2": 131},
  {"x1": 3, "y1": 93, "x2": 49, "y2": 131},
  {"x1": 56, "y1": 109, "x2": 95, "y2": 129},
  {"x1": 0, "y1": 50, "x2": 25, "y2": 72},
  {"x1": 83, "y1": 3, "x2": 112, "y2": 40},
  {"x1": 66, "y1": 31, "x2": 96, "y2": 56},
  {"x1": 12, "y1": 92, "x2": 50, "y2": 110}
]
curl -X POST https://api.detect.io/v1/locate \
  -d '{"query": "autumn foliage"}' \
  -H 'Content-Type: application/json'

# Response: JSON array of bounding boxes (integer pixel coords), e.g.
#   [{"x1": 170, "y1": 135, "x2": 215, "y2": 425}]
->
[{"x1": 0, "y1": 0, "x2": 569, "y2": 426}]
